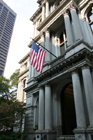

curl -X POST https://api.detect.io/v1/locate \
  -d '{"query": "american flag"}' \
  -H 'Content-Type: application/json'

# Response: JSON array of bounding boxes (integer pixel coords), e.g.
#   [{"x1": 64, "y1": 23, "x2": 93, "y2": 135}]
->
[{"x1": 30, "y1": 41, "x2": 46, "y2": 73}]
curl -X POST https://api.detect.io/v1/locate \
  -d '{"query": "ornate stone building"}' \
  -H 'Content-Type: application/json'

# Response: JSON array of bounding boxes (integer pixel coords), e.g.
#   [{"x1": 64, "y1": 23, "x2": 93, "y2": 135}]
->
[
  {"x1": 24, "y1": 0, "x2": 93, "y2": 140},
  {"x1": 17, "y1": 52, "x2": 30, "y2": 103}
]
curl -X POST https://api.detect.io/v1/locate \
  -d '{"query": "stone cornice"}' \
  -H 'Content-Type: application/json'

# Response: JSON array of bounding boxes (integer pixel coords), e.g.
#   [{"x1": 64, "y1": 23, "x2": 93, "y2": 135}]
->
[
  {"x1": 18, "y1": 68, "x2": 29, "y2": 78},
  {"x1": 30, "y1": 7, "x2": 42, "y2": 22},
  {"x1": 24, "y1": 48, "x2": 92, "y2": 93},
  {"x1": 66, "y1": 39, "x2": 91, "y2": 52},
  {"x1": 28, "y1": 34, "x2": 41, "y2": 48},
  {"x1": 19, "y1": 52, "x2": 30, "y2": 63},
  {"x1": 35, "y1": 48, "x2": 91, "y2": 81},
  {"x1": 24, "y1": 81, "x2": 38, "y2": 92},
  {"x1": 78, "y1": 0, "x2": 92, "y2": 10},
  {"x1": 24, "y1": 40, "x2": 92, "y2": 92}
]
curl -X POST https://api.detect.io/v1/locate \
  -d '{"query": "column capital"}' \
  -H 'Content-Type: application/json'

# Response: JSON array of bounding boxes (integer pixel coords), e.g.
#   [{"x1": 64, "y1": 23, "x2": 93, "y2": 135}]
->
[
  {"x1": 42, "y1": 2, "x2": 45, "y2": 7},
  {"x1": 81, "y1": 65, "x2": 90, "y2": 71},
  {"x1": 39, "y1": 85, "x2": 44, "y2": 90},
  {"x1": 71, "y1": 69, "x2": 79, "y2": 76},
  {"x1": 82, "y1": 17, "x2": 86, "y2": 21},
  {"x1": 45, "y1": 0, "x2": 48, "y2": 2},
  {"x1": 33, "y1": 21, "x2": 36, "y2": 25},
  {"x1": 45, "y1": 82, "x2": 50, "y2": 87},
  {"x1": 68, "y1": 67, "x2": 78, "y2": 74},
  {"x1": 63, "y1": 11, "x2": 69, "y2": 18},
  {"x1": 46, "y1": 28, "x2": 50, "y2": 33},
  {"x1": 70, "y1": 4, "x2": 76, "y2": 11},
  {"x1": 55, "y1": 36, "x2": 58, "y2": 42},
  {"x1": 41, "y1": 32, "x2": 45, "y2": 36}
]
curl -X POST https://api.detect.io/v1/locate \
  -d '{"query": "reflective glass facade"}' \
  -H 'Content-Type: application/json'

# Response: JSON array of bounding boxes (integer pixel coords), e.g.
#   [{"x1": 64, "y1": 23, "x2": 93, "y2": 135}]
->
[{"x1": 0, "y1": 0, "x2": 16, "y2": 76}]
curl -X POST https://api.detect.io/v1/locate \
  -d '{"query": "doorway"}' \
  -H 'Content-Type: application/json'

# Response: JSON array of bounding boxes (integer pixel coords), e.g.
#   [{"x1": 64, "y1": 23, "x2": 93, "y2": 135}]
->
[{"x1": 61, "y1": 84, "x2": 76, "y2": 135}]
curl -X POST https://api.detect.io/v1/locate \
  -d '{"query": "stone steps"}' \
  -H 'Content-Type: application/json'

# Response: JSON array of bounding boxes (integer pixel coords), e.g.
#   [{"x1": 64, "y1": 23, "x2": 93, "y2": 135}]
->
[{"x1": 57, "y1": 135, "x2": 75, "y2": 140}]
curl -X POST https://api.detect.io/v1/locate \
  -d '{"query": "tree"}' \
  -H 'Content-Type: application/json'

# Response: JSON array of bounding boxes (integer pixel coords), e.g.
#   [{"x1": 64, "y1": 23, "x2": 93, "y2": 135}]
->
[
  {"x1": 10, "y1": 69, "x2": 19, "y2": 89},
  {"x1": 0, "y1": 76, "x2": 10, "y2": 100},
  {"x1": 0, "y1": 69, "x2": 26, "y2": 132}
]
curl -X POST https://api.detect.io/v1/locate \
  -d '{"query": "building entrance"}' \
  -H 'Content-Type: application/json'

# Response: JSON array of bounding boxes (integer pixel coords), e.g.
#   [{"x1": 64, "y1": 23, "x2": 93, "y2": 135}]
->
[{"x1": 61, "y1": 84, "x2": 76, "y2": 135}]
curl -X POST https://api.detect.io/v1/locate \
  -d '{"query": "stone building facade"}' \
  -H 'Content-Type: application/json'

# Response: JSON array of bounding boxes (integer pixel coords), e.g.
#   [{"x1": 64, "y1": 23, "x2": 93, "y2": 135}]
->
[
  {"x1": 17, "y1": 52, "x2": 30, "y2": 103},
  {"x1": 24, "y1": 0, "x2": 93, "y2": 140}
]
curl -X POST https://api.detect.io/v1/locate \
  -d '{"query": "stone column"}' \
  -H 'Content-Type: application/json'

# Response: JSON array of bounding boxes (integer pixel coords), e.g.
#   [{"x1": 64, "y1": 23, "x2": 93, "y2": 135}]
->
[
  {"x1": 58, "y1": 38, "x2": 61, "y2": 56},
  {"x1": 45, "y1": 28, "x2": 50, "y2": 62},
  {"x1": 32, "y1": 66, "x2": 35, "y2": 78},
  {"x1": 72, "y1": 70, "x2": 86, "y2": 127},
  {"x1": 41, "y1": 32, "x2": 44, "y2": 47},
  {"x1": 55, "y1": 36, "x2": 59, "y2": 57},
  {"x1": 46, "y1": 0, "x2": 49, "y2": 17},
  {"x1": 39, "y1": 87, "x2": 45, "y2": 130},
  {"x1": 63, "y1": 11, "x2": 74, "y2": 46},
  {"x1": 45, "y1": 84, "x2": 52, "y2": 129},
  {"x1": 42, "y1": 3, "x2": 45, "y2": 21},
  {"x1": 51, "y1": 33, "x2": 55, "y2": 60},
  {"x1": 70, "y1": 6, "x2": 83, "y2": 41},
  {"x1": 82, "y1": 65, "x2": 93, "y2": 126},
  {"x1": 83, "y1": 18, "x2": 92, "y2": 44},
  {"x1": 33, "y1": 22, "x2": 35, "y2": 38},
  {"x1": 29, "y1": 64, "x2": 32, "y2": 79},
  {"x1": 85, "y1": 18, "x2": 93, "y2": 45}
]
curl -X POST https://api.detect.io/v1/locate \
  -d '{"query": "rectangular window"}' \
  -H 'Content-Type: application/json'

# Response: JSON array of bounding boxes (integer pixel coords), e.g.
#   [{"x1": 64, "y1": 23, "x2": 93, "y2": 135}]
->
[{"x1": 4, "y1": 7, "x2": 8, "y2": 12}]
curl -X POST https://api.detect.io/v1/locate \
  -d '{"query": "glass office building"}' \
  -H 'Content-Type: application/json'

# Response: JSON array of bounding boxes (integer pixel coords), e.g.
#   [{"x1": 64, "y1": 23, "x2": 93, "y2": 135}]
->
[{"x1": 0, "y1": 0, "x2": 16, "y2": 76}]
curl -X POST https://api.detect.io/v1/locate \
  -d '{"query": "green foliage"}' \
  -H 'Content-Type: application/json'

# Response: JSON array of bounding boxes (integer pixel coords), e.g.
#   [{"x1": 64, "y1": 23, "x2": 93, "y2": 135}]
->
[
  {"x1": 0, "y1": 76, "x2": 10, "y2": 99},
  {"x1": 0, "y1": 98, "x2": 26, "y2": 131},
  {"x1": 0, "y1": 69, "x2": 26, "y2": 132},
  {"x1": 10, "y1": 69, "x2": 20, "y2": 88},
  {"x1": 0, "y1": 131, "x2": 28, "y2": 140},
  {"x1": 0, "y1": 69, "x2": 19, "y2": 99}
]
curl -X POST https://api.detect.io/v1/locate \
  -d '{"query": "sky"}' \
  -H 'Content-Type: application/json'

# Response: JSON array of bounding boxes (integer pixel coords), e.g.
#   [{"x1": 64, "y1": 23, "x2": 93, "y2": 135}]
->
[{"x1": 3, "y1": 0, "x2": 38, "y2": 79}]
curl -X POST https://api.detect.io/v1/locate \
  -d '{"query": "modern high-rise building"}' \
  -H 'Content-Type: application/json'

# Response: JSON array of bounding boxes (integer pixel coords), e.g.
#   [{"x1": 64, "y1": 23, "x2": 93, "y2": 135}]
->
[{"x1": 0, "y1": 0, "x2": 16, "y2": 76}]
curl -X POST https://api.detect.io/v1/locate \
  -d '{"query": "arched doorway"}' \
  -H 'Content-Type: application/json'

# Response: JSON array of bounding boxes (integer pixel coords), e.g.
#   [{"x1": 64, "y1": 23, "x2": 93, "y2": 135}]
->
[{"x1": 61, "y1": 84, "x2": 76, "y2": 135}]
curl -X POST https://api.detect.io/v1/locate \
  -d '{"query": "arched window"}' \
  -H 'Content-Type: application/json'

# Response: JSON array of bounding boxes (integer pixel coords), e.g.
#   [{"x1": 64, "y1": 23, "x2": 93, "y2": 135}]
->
[{"x1": 87, "y1": 7, "x2": 93, "y2": 32}]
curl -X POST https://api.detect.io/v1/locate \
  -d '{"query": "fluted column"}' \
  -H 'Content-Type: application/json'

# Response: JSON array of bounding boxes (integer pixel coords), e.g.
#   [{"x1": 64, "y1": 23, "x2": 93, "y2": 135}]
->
[
  {"x1": 63, "y1": 11, "x2": 74, "y2": 46},
  {"x1": 51, "y1": 33, "x2": 55, "y2": 60},
  {"x1": 83, "y1": 18, "x2": 92, "y2": 44},
  {"x1": 70, "y1": 6, "x2": 83, "y2": 41},
  {"x1": 55, "y1": 36, "x2": 59, "y2": 57},
  {"x1": 39, "y1": 87, "x2": 45, "y2": 129},
  {"x1": 45, "y1": 84, "x2": 52, "y2": 129},
  {"x1": 41, "y1": 32, "x2": 44, "y2": 47},
  {"x1": 42, "y1": 3, "x2": 45, "y2": 21},
  {"x1": 85, "y1": 18, "x2": 93, "y2": 45},
  {"x1": 45, "y1": 29, "x2": 50, "y2": 62},
  {"x1": 33, "y1": 22, "x2": 35, "y2": 38},
  {"x1": 82, "y1": 65, "x2": 93, "y2": 126},
  {"x1": 46, "y1": 0, "x2": 49, "y2": 17},
  {"x1": 58, "y1": 38, "x2": 61, "y2": 56},
  {"x1": 29, "y1": 64, "x2": 32, "y2": 79},
  {"x1": 31, "y1": 66, "x2": 35, "y2": 77},
  {"x1": 72, "y1": 70, "x2": 86, "y2": 127}
]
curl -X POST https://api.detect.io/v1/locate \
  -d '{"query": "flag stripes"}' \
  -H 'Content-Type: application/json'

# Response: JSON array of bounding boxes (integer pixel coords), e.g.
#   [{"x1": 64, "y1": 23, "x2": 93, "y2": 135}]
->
[{"x1": 30, "y1": 42, "x2": 46, "y2": 73}]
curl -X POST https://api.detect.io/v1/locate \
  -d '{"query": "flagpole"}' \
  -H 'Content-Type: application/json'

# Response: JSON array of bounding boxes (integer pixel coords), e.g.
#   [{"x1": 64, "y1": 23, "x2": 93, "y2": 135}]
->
[{"x1": 31, "y1": 38, "x2": 57, "y2": 58}]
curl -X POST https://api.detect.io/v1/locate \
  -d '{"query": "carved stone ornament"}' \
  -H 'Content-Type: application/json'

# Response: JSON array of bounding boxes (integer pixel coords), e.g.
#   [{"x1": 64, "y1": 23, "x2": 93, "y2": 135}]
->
[
  {"x1": 70, "y1": 3, "x2": 76, "y2": 11},
  {"x1": 63, "y1": 11, "x2": 69, "y2": 18}
]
